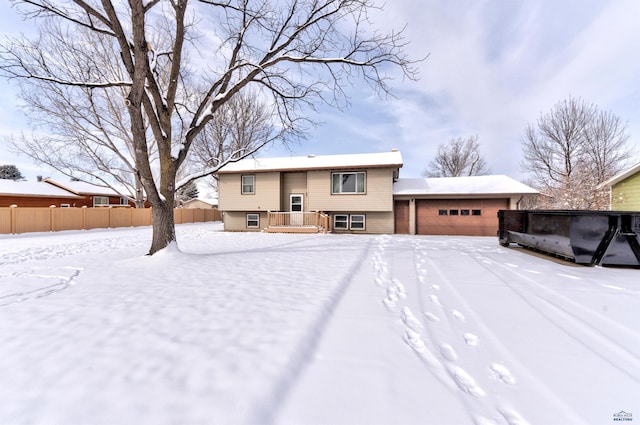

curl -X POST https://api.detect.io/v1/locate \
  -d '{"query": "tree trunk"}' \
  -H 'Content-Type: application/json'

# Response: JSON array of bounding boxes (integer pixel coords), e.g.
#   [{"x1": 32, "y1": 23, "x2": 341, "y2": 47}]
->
[{"x1": 148, "y1": 201, "x2": 176, "y2": 255}]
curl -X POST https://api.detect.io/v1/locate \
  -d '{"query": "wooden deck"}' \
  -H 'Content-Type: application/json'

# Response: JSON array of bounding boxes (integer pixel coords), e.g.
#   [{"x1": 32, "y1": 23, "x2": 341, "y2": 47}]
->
[{"x1": 265, "y1": 211, "x2": 330, "y2": 234}]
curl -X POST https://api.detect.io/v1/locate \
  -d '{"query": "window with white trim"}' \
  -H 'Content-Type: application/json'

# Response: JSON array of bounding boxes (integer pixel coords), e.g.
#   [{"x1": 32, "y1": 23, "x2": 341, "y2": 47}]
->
[
  {"x1": 93, "y1": 196, "x2": 109, "y2": 206},
  {"x1": 331, "y1": 172, "x2": 366, "y2": 194},
  {"x1": 246, "y1": 213, "x2": 259, "y2": 228},
  {"x1": 334, "y1": 214, "x2": 348, "y2": 230},
  {"x1": 241, "y1": 175, "x2": 255, "y2": 194},
  {"x1": 120, "y1": 197, "x2": 129, "y2": 205},
  {"x1": 333, "y1": 214, "x2": 366, "y2": 230},
  {"x1": 350, "y1": 214, "x2": 365, "y2": 230}
]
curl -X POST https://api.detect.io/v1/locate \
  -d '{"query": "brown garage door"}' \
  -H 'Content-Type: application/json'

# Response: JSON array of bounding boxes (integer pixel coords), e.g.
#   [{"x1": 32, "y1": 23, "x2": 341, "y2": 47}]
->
[
  {"x1": 416, "y1": 199, "x2": 508, "y2": 236},
  {"x1": 394, "y1": 200, "x2": 410, "y2": 234}
]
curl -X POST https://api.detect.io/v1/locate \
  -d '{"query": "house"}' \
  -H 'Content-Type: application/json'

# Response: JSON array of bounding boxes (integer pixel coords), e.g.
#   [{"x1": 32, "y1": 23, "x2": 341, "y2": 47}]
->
[
  {"x1": 0, "y1": 177, "x2": 137, "y2": 208},
  {"x1": 182, "y1": 198, "x2": 218, "y2": 209},
  {"x1": 0, "y1": 179, "x2": 84, "y2": 207},
  {"x1": 393, "y1": 175, "x2": 539, "y2": 236},
  {"x1": 598, "y1": 162, "x2": 640, "y2": 210},
  {"x1": 216, "y1": 151, "x2": 403, "y2": 233},
  {"x1": 216, "y1": 150, "x2": 538, "y2": 235},
  {"x1": 43, "y1": 179, "x2": 134, "y2": 207}
]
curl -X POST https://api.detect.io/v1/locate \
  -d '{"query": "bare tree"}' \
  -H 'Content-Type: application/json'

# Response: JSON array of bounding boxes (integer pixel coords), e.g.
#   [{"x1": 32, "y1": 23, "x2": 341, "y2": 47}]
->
[
  {"x1": 6, "y1": 23, "x2": 152, "y2": 207},
  {"x1": 521, "y1": 96, "x2": 633, "y2": 209},
  {"x1": 187, "y1": 90, "x2": 280, "y2": 190},
  {"x1": 424, "y1": 135, "x2": 490, "y2": 177},
  {"x1": 1, "y1": 0, "x2": 418, "y2": 254}
]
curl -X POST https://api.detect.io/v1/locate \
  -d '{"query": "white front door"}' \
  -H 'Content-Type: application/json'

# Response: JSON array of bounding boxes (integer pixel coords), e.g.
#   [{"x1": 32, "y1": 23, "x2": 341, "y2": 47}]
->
[{"x1": 290, "y1": 194, "x2": 304, "y2": 225}]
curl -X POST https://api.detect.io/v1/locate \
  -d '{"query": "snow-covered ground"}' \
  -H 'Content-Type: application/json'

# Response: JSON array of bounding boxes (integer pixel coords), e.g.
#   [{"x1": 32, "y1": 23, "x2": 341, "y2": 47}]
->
[{"x1": 1, "y1": 222, "x2": 638, "y2": 425}]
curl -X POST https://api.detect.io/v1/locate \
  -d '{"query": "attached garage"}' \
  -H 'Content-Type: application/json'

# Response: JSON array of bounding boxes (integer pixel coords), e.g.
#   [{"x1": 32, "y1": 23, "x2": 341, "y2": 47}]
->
[{"x1": 394, "y1": 175, "x2": 538, "y2": 236}]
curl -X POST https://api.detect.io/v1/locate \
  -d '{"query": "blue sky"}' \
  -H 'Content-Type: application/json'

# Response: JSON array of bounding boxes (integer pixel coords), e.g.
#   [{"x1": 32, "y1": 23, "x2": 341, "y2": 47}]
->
[{"x1": 2, "y1": 0, "x2": 640, "y2": 181}]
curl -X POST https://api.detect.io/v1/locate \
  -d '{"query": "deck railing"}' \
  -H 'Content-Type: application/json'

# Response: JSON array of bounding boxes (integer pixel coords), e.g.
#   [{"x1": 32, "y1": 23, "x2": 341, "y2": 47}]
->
[{"x1": 267, "y1": 211, "x2": 330, "y2": 232}]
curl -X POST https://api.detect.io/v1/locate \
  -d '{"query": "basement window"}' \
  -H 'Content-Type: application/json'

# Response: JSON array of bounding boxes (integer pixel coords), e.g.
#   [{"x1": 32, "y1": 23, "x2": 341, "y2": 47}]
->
[
  {"x1": 246, "y1": 213, "x2": 259, "y2": 228},
  {"x1": 350, "y1": 214, "x2": 366, "y2": 230},
  {"x1": 334, "y1": 214, "x2": 349, "y2": 229}
]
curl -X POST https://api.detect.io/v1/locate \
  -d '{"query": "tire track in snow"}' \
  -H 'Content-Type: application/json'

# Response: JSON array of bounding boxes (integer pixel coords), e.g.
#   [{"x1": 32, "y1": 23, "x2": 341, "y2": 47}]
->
[
  {"x1": 420, "y1": 246, "x2": 588, "y2": 424},
  {"x1": 258, "y1": 236, "x2": 375, "y2": 425},
  {"x1": 470, "y1": 251, "x2": 640, "y2": 383}
]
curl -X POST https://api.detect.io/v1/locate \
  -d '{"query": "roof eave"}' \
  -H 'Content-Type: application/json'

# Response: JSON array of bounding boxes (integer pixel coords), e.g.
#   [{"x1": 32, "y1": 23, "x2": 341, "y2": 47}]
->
[{"x1": 216, "y1": 163, "x2": 403, "y2": 174}]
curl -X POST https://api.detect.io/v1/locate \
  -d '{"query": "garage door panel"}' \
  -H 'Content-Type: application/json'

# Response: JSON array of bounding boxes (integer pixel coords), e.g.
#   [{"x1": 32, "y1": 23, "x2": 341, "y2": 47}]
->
[{"x1": 416, "y1": 199, "x2": 507, "y2": 236}]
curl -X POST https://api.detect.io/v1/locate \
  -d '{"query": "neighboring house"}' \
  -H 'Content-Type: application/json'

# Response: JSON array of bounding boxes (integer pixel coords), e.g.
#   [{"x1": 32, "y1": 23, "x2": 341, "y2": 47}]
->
[
  {"x1": 43, "y1": 179, "x2": 134, "y2": 207},
  {"x1": 393, "y1": 175, "x2": 539, "y2": 236},
  {"x1": 0, "y1": 179, "x2": 84, "y2": 207},
  {"x1": 182, "y1": 198, "x2": 218, "y2": 209},
  {"x1": 216, "y1": 151, "x2": 403, "y2": 233},
  {"x1": 598, "y1": 162, "x2": 640, "y2": 211}
]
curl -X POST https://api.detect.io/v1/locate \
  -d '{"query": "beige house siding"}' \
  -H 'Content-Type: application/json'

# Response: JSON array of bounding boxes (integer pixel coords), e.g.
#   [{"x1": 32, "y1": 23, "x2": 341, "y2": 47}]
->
[
  {"x1": 281, "y1": 172, "x2": 308, "y2": 211},
  {"x1": 223, "y1": 211, "x2": 268, "y2": 231},
  {"x1": 612, "y1": 172, "x2": 640, "y2": 210},
  {"x1": 307, "y1": 168, "x2": 394, "y2": 212},
  {"x1": 218, "y1": 172, "x2": 280, "y2": 211}
]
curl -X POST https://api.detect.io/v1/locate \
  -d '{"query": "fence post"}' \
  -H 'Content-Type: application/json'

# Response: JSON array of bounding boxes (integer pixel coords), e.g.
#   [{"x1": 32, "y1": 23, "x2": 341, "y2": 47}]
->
[
  {"x1": 82, "y1": 206, "x2": 87, "y2": 230},
  {"x1": 10, "y1": 205, "x2": 17, "y2": 234},
  {"x1": 50, "y1": 205, "x2": 55, "y2": 232}
]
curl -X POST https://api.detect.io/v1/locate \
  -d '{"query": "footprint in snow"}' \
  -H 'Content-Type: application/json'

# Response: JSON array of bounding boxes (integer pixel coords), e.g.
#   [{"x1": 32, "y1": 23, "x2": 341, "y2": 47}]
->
[
  {"x1": 448, "y1": 365, "x2": 485, "y2": 398},
  {"x1": 431, "y1": 284, "x2": 440, "y2": 291},
  {"x1": 464, "y1": 333, "x2": 479, "y2": 346},
  {"x1": 498, "y1": 406, "x2": 530, "y2": 425},
  {"x1": 439, "y1": 343, "x2": 458, "y2": 361},
  {"x1": 452, "y1": 310, "x2": 465, "y2": 321},
  {"x1": 424, "y1": 312, "x2": 440, "y2": 322},
  {"x1": 401, "y1": 307, "x2": 423, "y2": 331},
  {"x1": 490, "y1": 363, "x2": 516, "y2": 385},
  {"x1": 383, "y1": 287, "x2": 399, "y2": 309},
  {"x1": 429, "y1": 294, "x2": 440, "y2": 304}
]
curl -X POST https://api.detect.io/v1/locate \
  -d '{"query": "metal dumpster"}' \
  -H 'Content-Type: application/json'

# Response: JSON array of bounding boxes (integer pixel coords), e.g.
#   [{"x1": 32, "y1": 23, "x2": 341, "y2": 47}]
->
[{"x1": 498, "y1": 210, "x2": 640, "y2": 267}]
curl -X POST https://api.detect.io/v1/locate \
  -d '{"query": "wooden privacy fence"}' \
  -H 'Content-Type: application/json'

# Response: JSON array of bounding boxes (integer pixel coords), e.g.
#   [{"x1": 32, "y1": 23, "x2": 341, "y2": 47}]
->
[{"x1": 0, "y1": 206, "x2": 222, "y2": 234}]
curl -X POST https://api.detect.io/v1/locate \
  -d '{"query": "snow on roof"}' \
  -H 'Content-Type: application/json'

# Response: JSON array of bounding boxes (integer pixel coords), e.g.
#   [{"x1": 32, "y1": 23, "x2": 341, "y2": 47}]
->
[
  {"x1": 598, "y1": 162, "x2": 640, "y2": 188},
  {"x1": 393, "y1": 175, "x2": 539, "y2": 196},
  {"x1": 0, "y1": 179, "x2": 83, "y2": 198},
  {"x1": 217, "y1": 151, "x2": 403, "y2": 173},
  {"x1": 44, "y1": 179, "x2": 123, "y2": 196}
]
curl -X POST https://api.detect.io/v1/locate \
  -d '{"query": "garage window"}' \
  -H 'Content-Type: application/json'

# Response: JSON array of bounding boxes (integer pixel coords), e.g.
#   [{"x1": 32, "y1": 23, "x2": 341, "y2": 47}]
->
[
  {"x1": 461, "y1": 209, "x2": 470, "y2": 216},
  {"x1": 438, "y1": 209, "x2": 448, "y2": 216},
  {"x1": 472, "y1": 209, "x2": 482, "y2": 216},
  {"x1": 449, "y1": 209, "x2": 459, "y2": 216}
]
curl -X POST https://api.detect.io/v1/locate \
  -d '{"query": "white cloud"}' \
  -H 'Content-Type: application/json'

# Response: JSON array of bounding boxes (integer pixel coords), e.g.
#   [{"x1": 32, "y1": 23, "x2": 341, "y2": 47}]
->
[{"x1": 1, "y1": 0, "x2": 639, "y2": 181}]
